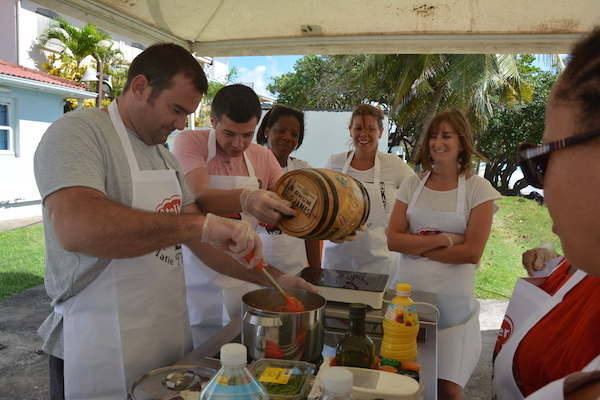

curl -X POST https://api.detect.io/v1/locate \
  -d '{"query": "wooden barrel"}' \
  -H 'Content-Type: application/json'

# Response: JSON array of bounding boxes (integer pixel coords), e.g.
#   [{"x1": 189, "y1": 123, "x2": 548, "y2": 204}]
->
[{"x1": 273, "y1": 168, "x2": 370, "y2": 240}]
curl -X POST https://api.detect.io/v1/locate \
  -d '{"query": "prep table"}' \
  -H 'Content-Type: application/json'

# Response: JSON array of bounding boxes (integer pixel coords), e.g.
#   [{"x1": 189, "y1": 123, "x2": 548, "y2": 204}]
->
[{"x1": 176, "y1": 290, "x2": 438, "y2": 400}]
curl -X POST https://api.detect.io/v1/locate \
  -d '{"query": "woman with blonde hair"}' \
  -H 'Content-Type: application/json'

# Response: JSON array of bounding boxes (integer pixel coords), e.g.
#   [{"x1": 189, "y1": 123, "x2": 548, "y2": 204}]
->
[{"x1": 322, "y1": 104, "x2": 414, "y2": 281}]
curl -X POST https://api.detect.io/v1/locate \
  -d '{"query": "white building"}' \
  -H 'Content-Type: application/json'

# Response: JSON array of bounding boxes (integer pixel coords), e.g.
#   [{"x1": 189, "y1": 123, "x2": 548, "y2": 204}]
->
[{"x1": 0, "y1": 0, "x2": 228, "y2": 222}]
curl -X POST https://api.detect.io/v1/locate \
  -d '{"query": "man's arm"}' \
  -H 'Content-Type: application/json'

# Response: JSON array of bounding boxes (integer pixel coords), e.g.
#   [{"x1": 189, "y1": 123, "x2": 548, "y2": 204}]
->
[
  {"x1": 45, "y1": 186, "x2": 207, "y2": 258},
  {"x1": 185, "y1": 237, "x2": 317, "y2": 291},
  {"x1": 184, "y1": 167, "x2": 246, "y2": 215},
  {"x1": 185, "y1": 167, "x2": 295, "y2": 224},
  {"x1": 44, "y1": 186, "x2": 263, "y2": 268}
]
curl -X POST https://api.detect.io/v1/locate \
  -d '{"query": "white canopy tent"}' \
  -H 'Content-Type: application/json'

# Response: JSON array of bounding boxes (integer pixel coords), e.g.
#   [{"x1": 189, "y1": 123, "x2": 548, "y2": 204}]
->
[{"x1": 32, "y1": 0, "x2": 599, "y2": 56}]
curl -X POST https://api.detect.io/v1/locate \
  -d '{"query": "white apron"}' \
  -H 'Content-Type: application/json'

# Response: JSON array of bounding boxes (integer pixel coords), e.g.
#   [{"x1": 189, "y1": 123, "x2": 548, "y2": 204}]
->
[
  {"x1": 322, "y1": 152, "x2": 395, "y2": 282},
  {"x1": 256, "y1": 157, "x2": 308, "y2": 276},
  {"x1": 491, "y1": 268, "x2": 593, "y2": 400},
  {"x1": 54, "y1": 100, "x2": 191, "y2": 400},
  {"x1": 394, "y1": 172, "x2": 481, "y2": 387},
  {"x1": 183, "y1": 128, "x2": 261, "y2": 347}
]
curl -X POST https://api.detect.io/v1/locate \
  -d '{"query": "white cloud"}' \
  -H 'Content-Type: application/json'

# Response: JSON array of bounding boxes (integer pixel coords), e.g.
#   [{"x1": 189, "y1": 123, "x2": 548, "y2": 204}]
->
[
  {"x1": 237, "y1": 65, "x2": 269, "y2": 96},
  {"x1": 266, "y1": 56, "x2": 284, "y2": 78}
]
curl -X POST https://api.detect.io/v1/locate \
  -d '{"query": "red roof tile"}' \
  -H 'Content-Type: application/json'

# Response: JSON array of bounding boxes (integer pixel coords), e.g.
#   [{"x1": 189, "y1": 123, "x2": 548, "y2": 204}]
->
[{"x1": 0, "y1": 59, "x2": 89, "y2": 90}]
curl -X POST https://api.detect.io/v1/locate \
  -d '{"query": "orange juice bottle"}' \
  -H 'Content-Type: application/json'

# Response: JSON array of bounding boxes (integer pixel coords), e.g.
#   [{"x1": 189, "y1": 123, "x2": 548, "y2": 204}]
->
[{"x1": 379, "y1": 283, "x2": 419, "y2": 362}]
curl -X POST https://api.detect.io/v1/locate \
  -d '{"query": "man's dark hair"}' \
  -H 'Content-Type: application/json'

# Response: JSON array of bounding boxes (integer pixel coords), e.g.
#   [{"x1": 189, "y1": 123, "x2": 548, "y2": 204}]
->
[
  {"x1": 122, "y1": 43, "x2": 208, "y2": 99},
  {"x1": 555, "y1": 27, "x2": 600, "y2": 130},
  {"x1": 211, "y1": 84, "x2": 262, "y2": 124}
]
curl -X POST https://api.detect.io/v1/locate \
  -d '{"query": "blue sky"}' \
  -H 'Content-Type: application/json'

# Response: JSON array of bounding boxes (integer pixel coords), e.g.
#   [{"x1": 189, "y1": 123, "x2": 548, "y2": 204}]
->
[{"x1": 228, "y1": 55, "x2": 302, "y2": 98}]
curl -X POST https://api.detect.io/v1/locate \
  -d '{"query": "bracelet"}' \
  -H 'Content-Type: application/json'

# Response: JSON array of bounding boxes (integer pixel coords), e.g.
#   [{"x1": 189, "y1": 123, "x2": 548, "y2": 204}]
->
[{"x1": 440, "y1": 232, "x2": 453, "y2": 248}]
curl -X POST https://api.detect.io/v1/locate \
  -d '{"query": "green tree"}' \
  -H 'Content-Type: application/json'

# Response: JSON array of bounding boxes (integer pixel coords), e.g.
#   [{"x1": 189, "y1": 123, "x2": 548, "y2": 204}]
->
[
  {"x1": 38, "y1": 17, "x2": 112, "y2": 78},
  {"x1": 94, "y1": 42, "x2": 128, "y2": 99},
  {"x1": 479, "y1": 55, "x2": 559, "y2": 195},
  {"x1": 356, "y1": 54, "x2": 532, "y2": 156},
  {"x1": 267, "y1": 55, "x2": 374, "y2": 110},
  {"x1": 194, "y1": 67, "x2": 239, "y2": 127},
  {"x1": 38, "y1": 17, "x2": 127, "y2": 108}
]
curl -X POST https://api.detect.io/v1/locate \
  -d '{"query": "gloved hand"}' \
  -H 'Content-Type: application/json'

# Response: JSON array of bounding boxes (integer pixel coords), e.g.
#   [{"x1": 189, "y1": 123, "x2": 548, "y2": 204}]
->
[
  {"x1": 440, "y1": 232, "x2": 465, "y2": 247},
  {"x1": 240, "y1": 189, "x2": 296, "y2": 224},
  {"x1": 522, "y1": 241, "x2": 558, "y2": 277},
  {"x1": 200, "y1": 213, "x2": 265, "y2": 268},
  {"x1": 276, "y1": 274, "x2": 319, "y2": 293},
  {"x1": 328, "y1": 224, "x2": 368, "y2": 244}
]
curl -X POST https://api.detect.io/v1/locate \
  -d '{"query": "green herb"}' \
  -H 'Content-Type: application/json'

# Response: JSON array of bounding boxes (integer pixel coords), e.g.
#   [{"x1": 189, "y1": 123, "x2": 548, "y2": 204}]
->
[{"x1": 252, "y1": 363, "x2": 308, "y2": 397}]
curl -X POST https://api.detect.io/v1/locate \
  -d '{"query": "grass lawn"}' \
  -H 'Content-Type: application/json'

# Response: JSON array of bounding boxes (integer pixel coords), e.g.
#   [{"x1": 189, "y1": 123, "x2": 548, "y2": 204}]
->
[
  {"x1": 476, "y1": 196, "x2": 561, "y2": 299},
  {"x1": 0, "y1": 196, "x2": 560, "y2": 301},
  {"x1": 0, "y1": 224, "x2": 45, "y2": 299}
]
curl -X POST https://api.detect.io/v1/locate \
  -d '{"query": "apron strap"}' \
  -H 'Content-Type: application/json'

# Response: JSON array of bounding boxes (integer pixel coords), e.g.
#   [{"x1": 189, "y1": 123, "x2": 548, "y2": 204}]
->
[
  {"x1": 342, "y1": 151, "x2": 384, "y2": 205},
  {"x1": 108, "y1": 100, "x2": 139, "y2": 172},
  {"x1": 206, "y1": 128, "x2": 258, "y2": 180}
]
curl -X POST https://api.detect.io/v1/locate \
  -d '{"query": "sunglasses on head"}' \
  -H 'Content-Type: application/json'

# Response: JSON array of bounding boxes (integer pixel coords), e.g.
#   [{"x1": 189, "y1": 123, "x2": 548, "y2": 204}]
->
[{"x1": 517, "y1": 128, "x2": 600, "y2": 189}]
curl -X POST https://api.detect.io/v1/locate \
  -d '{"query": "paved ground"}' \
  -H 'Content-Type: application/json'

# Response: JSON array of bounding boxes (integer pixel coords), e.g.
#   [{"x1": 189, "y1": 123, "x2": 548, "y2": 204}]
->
[{"x1": 0, "y1": 217, "x2": 509, "y2": 399}]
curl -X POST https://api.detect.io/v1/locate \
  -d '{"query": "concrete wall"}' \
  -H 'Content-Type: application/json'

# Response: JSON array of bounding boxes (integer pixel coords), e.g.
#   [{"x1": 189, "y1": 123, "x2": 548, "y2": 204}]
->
[{"x1": 287, "y1": 110, "x2": 389, "y2": 168}]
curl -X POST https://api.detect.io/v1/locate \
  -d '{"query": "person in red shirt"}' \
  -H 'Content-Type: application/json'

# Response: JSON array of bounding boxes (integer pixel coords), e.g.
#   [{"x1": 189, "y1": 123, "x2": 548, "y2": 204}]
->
[{"x1": 492, "y1": 26, "x2": 600, "y2": 400}]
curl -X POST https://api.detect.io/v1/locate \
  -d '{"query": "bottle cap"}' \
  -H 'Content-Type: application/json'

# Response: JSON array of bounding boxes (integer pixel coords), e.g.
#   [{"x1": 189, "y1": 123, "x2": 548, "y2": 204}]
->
[
  {"x1": 323, "y1": 367, "x2": 353, "y2": 394},
  {"x1": 349, "y1": 303, "x2": 367, "y2": 319},
  {"x1": 396, "y1": 283, "x2": 411, "y2": 296},
  {"x1": 220, "y1": 343, "x2": 247, "y2": 366}
]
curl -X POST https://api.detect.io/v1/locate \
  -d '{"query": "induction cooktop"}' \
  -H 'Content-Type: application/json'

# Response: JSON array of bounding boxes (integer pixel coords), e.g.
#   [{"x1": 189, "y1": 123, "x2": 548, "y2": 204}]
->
[{"x1": 299, "y1": 268, "x2": 389, "y2": 309}]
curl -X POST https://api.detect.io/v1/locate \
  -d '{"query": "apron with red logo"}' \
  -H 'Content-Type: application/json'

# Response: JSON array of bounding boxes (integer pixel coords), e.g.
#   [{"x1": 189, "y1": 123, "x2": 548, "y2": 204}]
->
[
  {"x1": 54, "y1": 100, "x2": 191, "y2": 399},
  {"x1": 491, "y1": 266, "x2": 590, "y2": 399},
  {"x1": 394, "y1": 172, "x2": 481, "y2": 387}
]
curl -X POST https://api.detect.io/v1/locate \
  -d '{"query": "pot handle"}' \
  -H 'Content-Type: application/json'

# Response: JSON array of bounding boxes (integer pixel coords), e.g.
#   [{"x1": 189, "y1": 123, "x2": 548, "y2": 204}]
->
[{"x1": 243, "y1": 311, "x2": 282, "y2": 327}]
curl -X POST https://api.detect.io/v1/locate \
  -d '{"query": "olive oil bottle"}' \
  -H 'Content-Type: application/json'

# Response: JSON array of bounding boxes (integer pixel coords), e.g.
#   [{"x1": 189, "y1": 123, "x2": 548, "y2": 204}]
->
[{"x1": 335, "y1": 303, "x2": 375, "y2": 369}]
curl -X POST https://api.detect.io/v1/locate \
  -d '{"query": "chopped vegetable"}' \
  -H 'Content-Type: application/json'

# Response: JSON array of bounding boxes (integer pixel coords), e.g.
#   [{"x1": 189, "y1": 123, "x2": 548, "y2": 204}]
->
[{"x1": 252, "y1": 362, "x2": 310, "y2": 397}]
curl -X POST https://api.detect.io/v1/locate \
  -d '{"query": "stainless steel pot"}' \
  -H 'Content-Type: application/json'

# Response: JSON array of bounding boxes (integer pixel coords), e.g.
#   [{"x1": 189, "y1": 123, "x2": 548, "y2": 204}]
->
[{"x1": 241, "y1": 288, "x2": 326, "y2": 362}]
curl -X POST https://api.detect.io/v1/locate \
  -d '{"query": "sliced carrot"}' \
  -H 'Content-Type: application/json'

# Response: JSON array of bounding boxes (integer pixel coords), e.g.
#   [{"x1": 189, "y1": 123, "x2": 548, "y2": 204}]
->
[{"x1": 401, "y1": 361, "x2": 421, "y2": 372}]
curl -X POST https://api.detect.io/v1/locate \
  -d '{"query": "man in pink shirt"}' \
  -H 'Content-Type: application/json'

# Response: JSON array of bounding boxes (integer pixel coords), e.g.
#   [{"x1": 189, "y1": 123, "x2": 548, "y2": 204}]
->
[{"x1": 173, "y1": 84, "x2": 316, "y2": 346}]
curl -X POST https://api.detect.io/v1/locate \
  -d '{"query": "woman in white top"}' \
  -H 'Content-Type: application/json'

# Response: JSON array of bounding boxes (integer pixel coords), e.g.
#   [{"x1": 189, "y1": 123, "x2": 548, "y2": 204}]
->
[
  {"x1": 387, "y1": 109, "x2": 501, "y2": 400},
  {"x1": 322, "y1": 104, "x2": 414, "y2": 282},
  {"x1": 256, "y1": 104, "x2": 322, "y2": 275}
]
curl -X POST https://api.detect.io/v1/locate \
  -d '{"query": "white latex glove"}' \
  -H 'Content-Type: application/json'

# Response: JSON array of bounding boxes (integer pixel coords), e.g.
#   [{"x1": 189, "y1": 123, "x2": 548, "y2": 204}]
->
[
  {"x1": 240, "y1": 188, "x2": 296, "y2": 224},
  {"x1": 522, "y1": 241, "x2": 558, "y2": 277},
  {"x1": 276, "y1": 274, "x2": 319, "y2": 293},
  {"x1": 328, "y1": 224, "x2": 368, "y2": 244},
  {"x1": 440, "y1": 232, "x2": 465, "y2": 247},
  {"x1": 200, "y1": 213, "x2": 265, "y2": 268}
]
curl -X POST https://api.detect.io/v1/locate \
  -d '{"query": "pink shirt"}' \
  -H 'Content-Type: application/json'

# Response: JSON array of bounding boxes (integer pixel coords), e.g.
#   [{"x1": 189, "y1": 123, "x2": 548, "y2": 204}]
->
[{"x1": 172, "y1": 129, "x2": 282, "y2": 190}]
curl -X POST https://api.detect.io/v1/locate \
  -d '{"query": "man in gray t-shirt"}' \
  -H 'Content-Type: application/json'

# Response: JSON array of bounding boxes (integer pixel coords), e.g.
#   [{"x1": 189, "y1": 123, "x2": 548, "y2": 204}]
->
[{"x1": 34, "y1": 43, "x2": 271, "y2": 400}]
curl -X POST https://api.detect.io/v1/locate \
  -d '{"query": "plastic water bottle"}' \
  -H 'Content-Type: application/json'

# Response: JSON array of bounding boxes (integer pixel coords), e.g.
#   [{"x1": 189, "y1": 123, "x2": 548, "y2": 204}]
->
[
  {"x1": 316, "y1": 367, "x2": 355, "y2": 400},
  {"x1": 379, "y1": 283, "x2": 420, "y2": 362},
  {"x1": 200, "y1": 343, "x2": 267, "y2": 399}
]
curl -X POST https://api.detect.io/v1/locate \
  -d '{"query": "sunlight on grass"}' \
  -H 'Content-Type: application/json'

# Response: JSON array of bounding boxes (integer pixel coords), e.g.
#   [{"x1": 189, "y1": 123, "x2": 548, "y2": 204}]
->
[
  {"x1": 0, "y1": 196, "x2": 560, "y2": 301},
  {"x1": 0, "y1": 224, "x2": 45, "y2": 299},
  {"x1": 476, "y1": 196, "x2": 561, "y2": 299}
]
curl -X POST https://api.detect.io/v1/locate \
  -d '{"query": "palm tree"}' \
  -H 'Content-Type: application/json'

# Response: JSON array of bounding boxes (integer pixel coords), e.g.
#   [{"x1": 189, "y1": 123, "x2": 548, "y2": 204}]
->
[
  {"x1": 38, "y1": 17, "x2": 112, "y2": 74},
  {"x1": 355, "y1": 54, "x2": 533, "y2": 156}
]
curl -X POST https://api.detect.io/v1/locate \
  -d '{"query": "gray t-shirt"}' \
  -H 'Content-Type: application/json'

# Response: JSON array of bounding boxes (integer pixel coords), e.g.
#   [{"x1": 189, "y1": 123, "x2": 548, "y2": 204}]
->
[{"x1": 34, "y1": 108, "x2": 195, "y2": 358}]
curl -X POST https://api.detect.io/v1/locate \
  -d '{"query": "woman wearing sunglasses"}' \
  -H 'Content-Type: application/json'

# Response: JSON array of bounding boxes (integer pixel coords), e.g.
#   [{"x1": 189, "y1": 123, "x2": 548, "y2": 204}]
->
[
  {"x1": 387, "y1": 109, "x2": 501, "y2": 400},
  {"x1": 492, "y1": 28, "x2": 600, "y2": 400}
]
